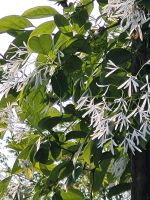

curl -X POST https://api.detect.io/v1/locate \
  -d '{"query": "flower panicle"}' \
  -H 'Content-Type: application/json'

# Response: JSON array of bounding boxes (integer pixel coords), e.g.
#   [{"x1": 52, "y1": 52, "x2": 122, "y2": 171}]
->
[{"x1": 76, "y1": 74, "x2": 150, "y2": 154}]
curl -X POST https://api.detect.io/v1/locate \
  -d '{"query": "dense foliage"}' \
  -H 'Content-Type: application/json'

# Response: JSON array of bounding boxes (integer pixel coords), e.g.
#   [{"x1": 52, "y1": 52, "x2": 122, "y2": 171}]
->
[{"x1": 0, "y1": 0, "x2": 150, "y2": 199}]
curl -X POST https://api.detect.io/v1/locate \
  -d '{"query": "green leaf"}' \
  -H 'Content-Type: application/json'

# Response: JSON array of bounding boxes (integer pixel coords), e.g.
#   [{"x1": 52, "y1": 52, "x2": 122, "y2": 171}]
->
[
  {"x1": 92, "y1": 168, "x2": 102, "y2": 192},
  {"x1": 64, "y1": 104, "x2": 76, "y2": 114},
  {"x1": 36, "y1": 54, "x2": 49, "y2": 68},
  {"x1": 24, "y1": 168, "x2": 33, "y2": 180},
  {"x1": 73, "y1": 164, "x2": 83, "y2": 180},
  {"x1": 20, "y1": 85, "x2": 48, "y2": 127},
  {"x1": 59, "y1": 161, "x2": 74, "y2": 179},
  {"x1": 35, "y1": 142, "x2": 50, "y2": 164},
  {"x1": 38, "y1": 116, "x2": 62, "y2": 131},
  {"x1": 63, "y1": 37, "x2": 91, "y2": 54},
  {"x1": 81, "y1": 0, "x2": 93, "y2": 14},
  {"x1": 33, "y1": 191, "x2": 42, "y2": 200},
  {"x1": 73, "y1": 21, "x2": 92, "y2": 35},
  {"x1": 92, "y1": 145, "x2": 110, "y2": 167},
  {"x1": 50, "y1": 161, "x2": 72, "y2": 182},
  {"x1": 54, "y1": 14, "x2": 72, "y2": 33},
  {"x1": 107, "y1": 48, "x2": 132, "y2": 65},
  {"x1": 37, "y1": 162, "x2": 54, "y2": 175},
  {"x1": 141, "y1": 0, "x2": 150, "y2": 10},
  {"x1": 66, "y1": 131, "x2": 87, "y2": 140},
  {"x1": 50, "y1": 141, "x2": 61, "y2": 160},
  {"x1": 0, "y1": 94, "x2": 17, "y2": 109},
  {"x1": 0, "y1": 177, "x2": 11, "y2": 199},
  {"x1": 30, "y1": 21, "x2": 56, "y2": 38},
  {"x1": 52, "y1": 191, "x2": 63, "y2": 200},
  {"x1": 71, "y1": 8, "x2": 88, "y2": 27},
  {"x1": 22, "y1": 6, "x2": 58, "y2": 19},
  {"x1": 108, "y1": 183, "x2": 131, "y2": 198},
  {"x1": 11, "y1": 135, "x2": 40, "y2": 174},
  {"x1": 64, "y1": 55, "x2": 83, "y2": 72},
  {"x1": 82, "y1": 140, "x2": 94, "y2": 164},
  {"x1": 28, "y1": 34, "x2": 53, "y2": 54},
  {"x1": 91, "y1": 31, "x2": 107, "y2": 54},
  {"x1": 0, "y1": 15, "x2": 33, "y2": 33},
  {"x1": 54, "y1": 31, "x2": 70, "y2": 50},
  {"x1": 7, "y1": 139, "x2": 28, "y2": 151},
  {"x1": 93, "y1": 159, "x2": 111, "y2": 192},
  {"x1": 47, "y1": 107, "x2": 62, "y2": 117},
  {"x1": 51, "y1": 70, "x2": 69, "y2": 98},
  {"x1": 61, "y1": 188, "x2": 84, "y2": 200},
  {"x1": 19, "y1": 136, "x2": 40, "y2": 160}
]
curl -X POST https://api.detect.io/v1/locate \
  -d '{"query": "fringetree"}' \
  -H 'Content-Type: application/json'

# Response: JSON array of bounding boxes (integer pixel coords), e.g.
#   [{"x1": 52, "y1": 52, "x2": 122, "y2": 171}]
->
[{"x1": 0, "y1": 0, "x2": 150, "y2": 199}]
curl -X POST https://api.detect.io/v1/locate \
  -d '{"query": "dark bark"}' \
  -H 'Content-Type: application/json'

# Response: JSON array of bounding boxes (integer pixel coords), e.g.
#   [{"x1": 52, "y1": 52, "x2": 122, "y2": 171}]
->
[
  {"x1": 130, "y1": 142, "x2": 150, "y2": 200},
  {"x1": 131, "y1": 30, "x2": 150, "y2": 199}
]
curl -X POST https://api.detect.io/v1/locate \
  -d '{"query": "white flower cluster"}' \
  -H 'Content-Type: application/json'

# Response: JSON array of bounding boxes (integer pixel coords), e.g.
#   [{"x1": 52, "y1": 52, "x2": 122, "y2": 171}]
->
[
  {"x1": 0, "y1": 44, "x2": 53, "y2": 101},
  {"x1": 76, "y1": 61, "x2": 150, "y2": 154},
  {"x1": 6, "y1": 104, "x2": 30, "y2": 142},
  {"x1": 0, "y1": 45, "x2": 36, "y2": 100},
  {"x1": 103, "y1": 0, "x2": 150, "y2": 40}
]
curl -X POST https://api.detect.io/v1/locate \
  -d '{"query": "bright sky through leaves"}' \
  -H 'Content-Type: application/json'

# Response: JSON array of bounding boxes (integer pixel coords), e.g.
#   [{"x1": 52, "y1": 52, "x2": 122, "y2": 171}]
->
[{"x1": 0, "y1": 0, "x2": 61, "y2": 55}]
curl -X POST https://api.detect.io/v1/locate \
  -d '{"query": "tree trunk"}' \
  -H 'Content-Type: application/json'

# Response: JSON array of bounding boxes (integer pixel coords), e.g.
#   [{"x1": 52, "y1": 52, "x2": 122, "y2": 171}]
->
[
  {"x1": 130, "y1": 22, "x2": 150, "y2": 199},
  {"x1": 131, "y1": 142, "x2": 150, "y2": 200}
]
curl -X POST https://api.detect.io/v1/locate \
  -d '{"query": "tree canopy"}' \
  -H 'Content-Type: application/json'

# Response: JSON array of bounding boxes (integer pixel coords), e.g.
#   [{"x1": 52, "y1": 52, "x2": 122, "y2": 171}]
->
[{"x1": 0, "y1": 0, "x2": 150, "y2": 199}]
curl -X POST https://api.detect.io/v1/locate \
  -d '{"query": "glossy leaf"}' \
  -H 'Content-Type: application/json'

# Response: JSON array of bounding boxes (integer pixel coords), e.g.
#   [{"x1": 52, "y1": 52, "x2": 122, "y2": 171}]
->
[
  {"x1": 0, "y1": 15, "x2": 33, "y2": 33},
  {"x1": 51, "y1": 70, "x2": 69, "y2": 98},
  {"x1": 28, "y1": 34, "x2": 53, "y2": 54},
  {"x1": 22, "y1": 6, "x2": 58, "y2": 19},
  {"x1": 38, "y1": 116, "x2": 62, "y2": 131},
  {"x1": 82, "y1": 141, "x2": 94, "y2": 164},
  {"x1": 29, "y1": 21, "x2": 56, "y2": 38}
]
